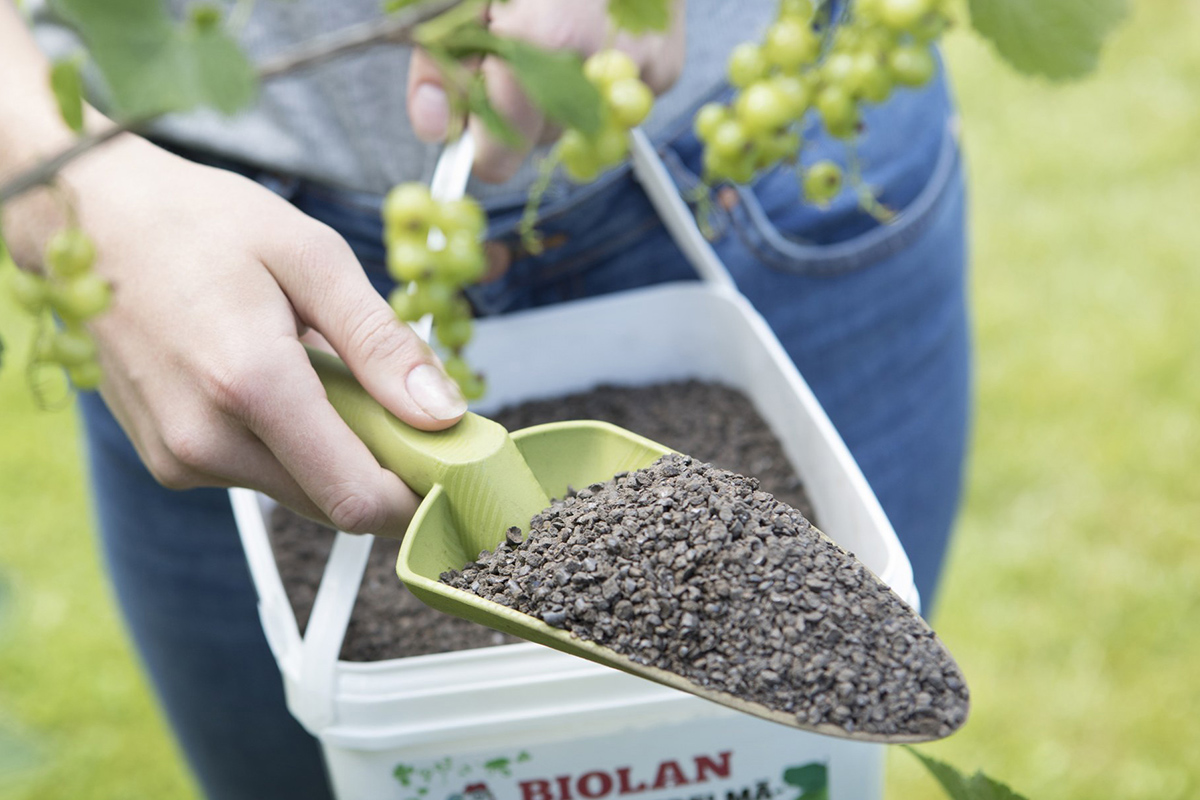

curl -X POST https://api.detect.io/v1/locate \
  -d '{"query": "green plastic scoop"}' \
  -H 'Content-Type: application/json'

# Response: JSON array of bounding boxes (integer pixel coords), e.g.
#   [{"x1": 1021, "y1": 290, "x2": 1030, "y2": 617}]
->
[{"x1": 312, "y1": 350, "x2": 961, "y2": 743}]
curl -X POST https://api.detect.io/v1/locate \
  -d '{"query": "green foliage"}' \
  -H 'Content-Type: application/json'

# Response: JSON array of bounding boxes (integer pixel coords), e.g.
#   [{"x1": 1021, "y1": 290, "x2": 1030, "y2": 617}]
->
[
  {"x1": 185, "y1": 23, "x2": 258, "y2": 115},
  {"x1": 49, "y1": 0, "x2": 256, "y2": 118},
  {"x1": 437, "y1": 26, "x2": 603, "y2": 136},
  {"x1": 383, "y1": 0, "x2": 424, "y2": 11},
  {"x1": 187, "y1": 2, "x2": 223, "y2": 32},
  {"x1": 607, "y1": 0, "x2": 672, "y2": 34},
  {"x1": 466, "y1": 79, "x2": 523, "y2": 147},
  {"x1": 967, "y1": 0, "x2": 1128, "y2": 80},
  {"x1": 494, "y1": 39, "x2": 604, "y2": 136},
  {"x1": 49, "y1": 57, "x2": 85, "y2": 133},
  {"x1": 906, "y1": 748, "x2": 1028, "y2": 800}
]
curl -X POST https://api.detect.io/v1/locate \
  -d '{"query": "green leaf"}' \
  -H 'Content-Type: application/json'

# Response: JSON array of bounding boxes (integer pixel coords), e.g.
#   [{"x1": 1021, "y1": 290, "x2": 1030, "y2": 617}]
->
[
  {"x1": 467, "y1": 80, "x2": 523, "y2": 148},
  {"x1": 49, "y1": 0, "x2": 256, "y2": 118},
  {"x1": 966, "y1": 0, "x2": 1128, "y2": 81},
  {"x1": 383, "y1": 0, "x2": 423, "y2": 11},
  {"x1": 965, "y1": 772, "x2": 1027, "y2": 800},
  {"x1": 906, "y1": 748, "x2": 1031, "y2": 800},
  {"x1": 608, "y1": 0, "x2": 672, "y2": 34},
  {"x1": 496, "y1": 39, "x2": 603, "y2": 135},
  {"x1": 187, "y1": 2, "x2": 223, "y2": 32},
  {"x1": 49, "y1": 57, "x2": 85, "y2": 132},
  {"x1": 184, "y1": 26, "x2": 258, "y2": 115},
  {"x1": 907, "y1": 748, "x2": 973, "y2": 800},
  {"x1": 439, "y1": 27, "x2": 605, "y2": 136}
]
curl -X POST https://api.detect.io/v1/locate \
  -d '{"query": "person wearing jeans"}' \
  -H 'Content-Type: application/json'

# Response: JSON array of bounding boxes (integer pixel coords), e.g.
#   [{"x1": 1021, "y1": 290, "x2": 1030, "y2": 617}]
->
[{"x1": 2, "y1": 0, "x2": 968, "y2": 796}]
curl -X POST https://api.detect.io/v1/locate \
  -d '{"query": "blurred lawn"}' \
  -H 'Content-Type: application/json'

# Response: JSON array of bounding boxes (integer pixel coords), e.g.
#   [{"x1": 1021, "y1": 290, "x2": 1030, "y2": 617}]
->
[{"x1": 2, "y1": 1, "x2": 1198, "y2": 798}]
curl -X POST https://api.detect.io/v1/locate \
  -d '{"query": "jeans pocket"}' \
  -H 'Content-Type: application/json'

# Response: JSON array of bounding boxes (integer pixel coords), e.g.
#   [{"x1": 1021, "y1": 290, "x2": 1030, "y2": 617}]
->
[{"x1": 725, "y1": 117, "x2": 962, "y2": 278}]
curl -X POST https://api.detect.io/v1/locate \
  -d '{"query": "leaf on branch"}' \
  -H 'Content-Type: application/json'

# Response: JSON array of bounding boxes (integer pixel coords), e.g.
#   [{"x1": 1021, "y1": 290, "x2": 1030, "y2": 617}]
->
[
  {"x1": 440, "y1": 26, "x2": 605, "y2": 136},
  {"x1": 906, "y1": 747, "x2": 1031, "y2": 800},
  {"x1": 966, "y1": 0, "x2": 1128, "y2": 81},
  {"x1": 383, "y1": 0, "x2": 424, "y2": 12},
  {"x1": 467, "y1": 81, "x2": 524, "y2": 148},
  {"x1": 184, "y1": 26, "x2": 258, "y2": 115},
  {"x1": 49, "y1": 0, "x2": 257, "y2": 118},
  {"x1": 49, "y1": 57, "x2": 85, "y2": 132},
  {"x1": 495, "y1": 40, "x2": 604, "y2": 136},
  {"x1": 608, "y1": 0, "x2": 672, "y2": 34}
]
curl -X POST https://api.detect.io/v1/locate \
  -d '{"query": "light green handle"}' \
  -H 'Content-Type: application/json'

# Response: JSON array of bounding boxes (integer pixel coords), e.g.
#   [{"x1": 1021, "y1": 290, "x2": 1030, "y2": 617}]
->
[{"x1": 309, "y1": 348, "x2": 551, "y2": 537}]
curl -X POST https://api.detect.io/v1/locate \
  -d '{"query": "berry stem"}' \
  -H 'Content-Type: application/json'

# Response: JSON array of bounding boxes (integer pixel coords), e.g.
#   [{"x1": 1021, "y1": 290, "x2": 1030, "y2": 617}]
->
[
  {"x1": 847, "y1": 145, "x2": 896, "y2": 223},
  {"x1": 519, "y1": 148, "x2": 562, "y2": 256}
]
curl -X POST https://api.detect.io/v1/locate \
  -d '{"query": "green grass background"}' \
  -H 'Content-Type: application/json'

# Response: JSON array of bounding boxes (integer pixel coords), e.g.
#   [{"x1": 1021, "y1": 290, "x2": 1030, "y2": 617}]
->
[{"x1": 2, "y1": 2, "x2": 1198, "y2": 797}]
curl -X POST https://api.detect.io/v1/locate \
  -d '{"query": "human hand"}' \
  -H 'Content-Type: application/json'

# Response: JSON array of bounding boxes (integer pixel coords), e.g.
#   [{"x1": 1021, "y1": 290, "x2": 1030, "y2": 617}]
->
[
  {"x1": 58, "y1": 136, "x2": 467, "y2": 536},
  {"x1": 406, "y1": 0, "x2": 686, "y2": 183}
]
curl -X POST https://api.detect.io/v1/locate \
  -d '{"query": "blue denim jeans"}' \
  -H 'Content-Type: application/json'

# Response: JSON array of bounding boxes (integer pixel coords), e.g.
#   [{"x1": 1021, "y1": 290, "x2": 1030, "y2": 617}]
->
[{"x1": 79, "y1": 67, "x2": 969, "y2": 799}]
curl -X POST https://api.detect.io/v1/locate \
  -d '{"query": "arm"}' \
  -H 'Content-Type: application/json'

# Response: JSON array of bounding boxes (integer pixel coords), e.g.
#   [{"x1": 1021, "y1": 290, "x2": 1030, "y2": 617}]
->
[{"x1": 0, "y1": 0, "x2": 465, "y2": 536}]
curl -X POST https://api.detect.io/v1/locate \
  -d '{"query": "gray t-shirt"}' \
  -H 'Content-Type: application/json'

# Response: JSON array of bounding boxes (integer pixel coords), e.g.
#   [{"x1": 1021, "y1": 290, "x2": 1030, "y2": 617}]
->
[{"x1": 32, "y1": 0, "x2": 776, "y2": 197}]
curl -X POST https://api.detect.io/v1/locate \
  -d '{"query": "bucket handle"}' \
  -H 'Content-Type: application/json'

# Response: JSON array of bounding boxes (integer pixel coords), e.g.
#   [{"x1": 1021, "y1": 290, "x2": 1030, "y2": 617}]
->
[
  {"x1": 289, "y1": 131, "x2": 479, "y2": 731},
  {"x1": 627, "y1": 127, "x2": 738, "y2": 292}
]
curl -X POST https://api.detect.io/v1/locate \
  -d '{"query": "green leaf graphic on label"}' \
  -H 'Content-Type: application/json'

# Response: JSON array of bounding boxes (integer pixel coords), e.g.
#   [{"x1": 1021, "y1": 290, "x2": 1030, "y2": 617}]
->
[
  {"x1": 783, "y1": 762, "x2": 828, "y2": 799},
  {"x1": 484, "y1": 757, "x2": 512, "y2": 776},
  {"x1": 395, "y1": 748, "x2": 534, "y2": 795},
  {"x1": 967, "y1": 0, "x2": 1127, "y2": 80},
  {"x1": 394, "y1": 763, "x2": 415, "y2": 787}
]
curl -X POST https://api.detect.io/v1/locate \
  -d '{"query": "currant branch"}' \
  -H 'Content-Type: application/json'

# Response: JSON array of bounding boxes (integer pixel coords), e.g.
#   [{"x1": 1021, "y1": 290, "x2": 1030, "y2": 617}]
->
[{"x1": 0, "y1": 0, "x2": 465, "y2": 205}]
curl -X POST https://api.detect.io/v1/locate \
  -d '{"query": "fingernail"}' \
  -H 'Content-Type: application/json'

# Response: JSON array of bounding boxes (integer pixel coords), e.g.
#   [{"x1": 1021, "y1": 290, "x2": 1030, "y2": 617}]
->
[
  {"x1": 406, "y1": 363, "x2": 468, "y2": 420},
  {"x1": 411, "y1": 83, "x2": 449, "y2": 142}
]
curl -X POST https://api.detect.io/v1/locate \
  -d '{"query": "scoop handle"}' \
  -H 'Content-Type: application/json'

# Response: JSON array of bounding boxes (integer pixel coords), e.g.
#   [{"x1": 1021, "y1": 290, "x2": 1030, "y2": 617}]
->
[{"x1": 308, "y1": 348, "x2": 508, "y2": 496}]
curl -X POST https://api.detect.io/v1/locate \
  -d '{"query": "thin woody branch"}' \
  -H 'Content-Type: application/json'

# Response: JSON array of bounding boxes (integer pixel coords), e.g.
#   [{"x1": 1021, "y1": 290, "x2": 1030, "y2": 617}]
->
[{"x1": 0, "y1": 0, "x2": 463, "y2": 205}]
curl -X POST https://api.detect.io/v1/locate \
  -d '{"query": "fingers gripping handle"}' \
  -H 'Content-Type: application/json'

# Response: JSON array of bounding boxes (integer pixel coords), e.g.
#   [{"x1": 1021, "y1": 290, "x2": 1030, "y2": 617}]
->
[{"x1": 295, "y1": 136, "x2": 477, "y2": 730}]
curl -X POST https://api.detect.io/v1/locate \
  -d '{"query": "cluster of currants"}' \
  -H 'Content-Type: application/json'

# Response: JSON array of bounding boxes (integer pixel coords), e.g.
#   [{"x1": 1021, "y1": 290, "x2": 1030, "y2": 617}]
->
[
  {"x1": 557, "y1": 49, "x2": 655, "y2": 182},
  {"x1": 381, "y1": 182, "x2": 489, "y2": 400},
  {"x1": 695, "y1": 0, "x2": 952, "y2": 204},
  {"x1": 6, "y1": 228, "x2": 111, "y2": 390}
]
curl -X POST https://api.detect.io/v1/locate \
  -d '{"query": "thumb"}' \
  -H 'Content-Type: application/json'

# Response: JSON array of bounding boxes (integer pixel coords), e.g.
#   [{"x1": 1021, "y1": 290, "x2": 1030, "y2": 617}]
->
[
  {"x1": 265, "y1": 223, "x2": 467, "y2": 431},
  {"x1": 407, "y1": 49, "x2": 453, "y2": 143}
]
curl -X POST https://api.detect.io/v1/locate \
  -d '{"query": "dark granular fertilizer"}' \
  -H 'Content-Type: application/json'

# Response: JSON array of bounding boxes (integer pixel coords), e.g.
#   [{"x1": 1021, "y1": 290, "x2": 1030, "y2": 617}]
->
[
  {"x1": 271, "y1": 380, "x2": 816, "y2": 662},
  {"x1": 441, "y1": 453, "x2": 969, "y2": 739}
]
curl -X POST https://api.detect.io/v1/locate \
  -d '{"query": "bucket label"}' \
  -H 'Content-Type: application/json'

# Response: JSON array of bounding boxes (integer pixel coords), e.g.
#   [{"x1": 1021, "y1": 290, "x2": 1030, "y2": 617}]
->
[{"x1": 391, "y1": 719, "x2": 833, "y2": 800}]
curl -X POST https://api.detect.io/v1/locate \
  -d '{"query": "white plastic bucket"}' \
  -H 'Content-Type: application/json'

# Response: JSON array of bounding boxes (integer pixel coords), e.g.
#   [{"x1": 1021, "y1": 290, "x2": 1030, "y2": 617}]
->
[{"x1": 229, "y1": 132, "x2": 918, "y2": 800}]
